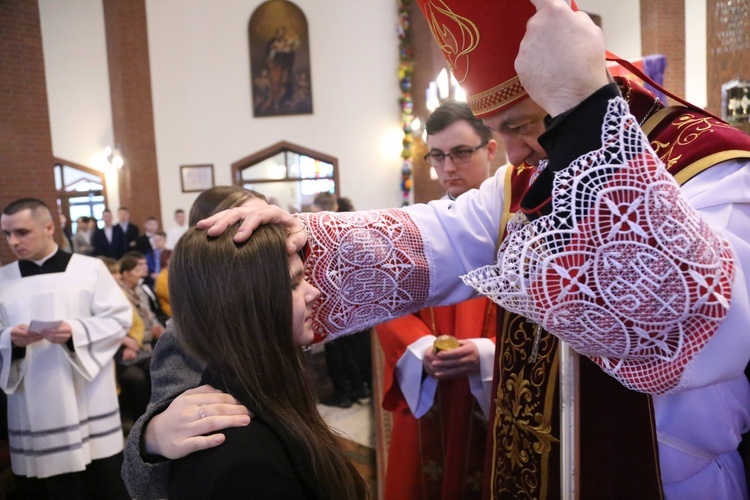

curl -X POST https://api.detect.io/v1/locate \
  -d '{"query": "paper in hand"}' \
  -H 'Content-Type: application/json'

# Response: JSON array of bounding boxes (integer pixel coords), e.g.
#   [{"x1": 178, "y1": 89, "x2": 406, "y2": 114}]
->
[{"x1": 28, "y1": 320, "x2": 62, "y2": 334}]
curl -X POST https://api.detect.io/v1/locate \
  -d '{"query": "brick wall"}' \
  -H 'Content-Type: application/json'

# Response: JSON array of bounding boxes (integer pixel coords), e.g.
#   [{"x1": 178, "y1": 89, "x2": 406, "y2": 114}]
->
[
  {"x1": 640, "y1": 0, "x2": 686, "y2": 101},
  {"x1": 0, "y1": 0, "x2": 58, "y2": 265},
  {"x1": 103, "y1": 0, "x2": 162, "y2": 228}
]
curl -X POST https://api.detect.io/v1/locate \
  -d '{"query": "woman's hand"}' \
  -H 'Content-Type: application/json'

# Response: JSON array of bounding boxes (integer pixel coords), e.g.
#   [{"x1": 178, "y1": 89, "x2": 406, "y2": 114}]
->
[{"x1": 143, "y1": 385, "x2": 252, "y2": 459}]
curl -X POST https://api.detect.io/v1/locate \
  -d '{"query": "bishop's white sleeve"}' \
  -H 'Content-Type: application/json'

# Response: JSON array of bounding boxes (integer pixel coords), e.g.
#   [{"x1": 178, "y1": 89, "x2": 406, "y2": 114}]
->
[
  {"x1": 301, "y1": 168, "x2": 506, "y2": 341},
  {"x1": 675, "y1": 158, "x2": 750, "y2": 389}
]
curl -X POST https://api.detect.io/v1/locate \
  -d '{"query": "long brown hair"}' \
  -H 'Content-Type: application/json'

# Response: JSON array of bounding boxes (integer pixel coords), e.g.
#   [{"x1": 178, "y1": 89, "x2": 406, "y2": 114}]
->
[
  {"x1": 169, "y1": 224, "x2": 366, "y2": 499},
  {"x1": 188, "y1": 186, "x2": 266, "y2": 225}
]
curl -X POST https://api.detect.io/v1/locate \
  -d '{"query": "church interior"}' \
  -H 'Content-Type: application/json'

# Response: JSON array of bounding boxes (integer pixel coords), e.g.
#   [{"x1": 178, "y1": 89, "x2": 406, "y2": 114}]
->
[{"x1": 1, "y1": 0, "x2": 749, "y2": 498}]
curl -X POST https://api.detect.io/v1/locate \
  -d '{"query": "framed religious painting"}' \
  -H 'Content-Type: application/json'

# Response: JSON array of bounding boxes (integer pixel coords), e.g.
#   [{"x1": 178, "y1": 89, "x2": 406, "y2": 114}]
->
[
  {"x1": 249, "y1": 0, "x2": 313, "y2": 117},
  {"x1": 180, "y1": 164, "x2": 215, "y2": 193}
]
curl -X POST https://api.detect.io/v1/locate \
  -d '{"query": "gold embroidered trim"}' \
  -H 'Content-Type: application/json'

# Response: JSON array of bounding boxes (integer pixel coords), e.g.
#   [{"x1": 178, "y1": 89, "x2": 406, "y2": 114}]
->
[
  {"x1": 491, "y1": 311, "x2": 559, "y2": 499},
  {"x1": 674, "y1": 150, "x2": 750, "y2": 184},
  {"x1": 468, "y1": 77, "x2": 526, "y2": 116},
  {"x1": 421, "y1": 0, "x2": 479, "y2": 83},
  {"x1": 495, "y1": 165, "x2": 515, "y2": 254},
  {"x1": 640, "y1": 106, "x2": 678, "y2": 136}
]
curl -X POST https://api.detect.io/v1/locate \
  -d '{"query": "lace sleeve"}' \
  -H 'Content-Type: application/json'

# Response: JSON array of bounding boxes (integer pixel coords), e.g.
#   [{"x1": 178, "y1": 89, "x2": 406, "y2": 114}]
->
[
  {"x1": 462, "y1": 97, "x2": 735, "y2": 394},
  {"x1": 298, "y1": 209, "x2": 431, "y2": 341}
]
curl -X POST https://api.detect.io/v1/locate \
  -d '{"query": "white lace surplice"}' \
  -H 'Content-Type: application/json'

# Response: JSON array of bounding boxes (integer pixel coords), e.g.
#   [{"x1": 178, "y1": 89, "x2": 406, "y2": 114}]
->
[{"x1": 462, "y1": 98, "x2": 735, "y2": 395}]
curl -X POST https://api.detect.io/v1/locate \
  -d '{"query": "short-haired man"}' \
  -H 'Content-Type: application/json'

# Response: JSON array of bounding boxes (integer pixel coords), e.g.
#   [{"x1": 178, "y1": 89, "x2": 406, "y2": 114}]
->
[
  {"x1": 135, "y1": 215, "x2": 160, "y2": 255},
  {"x1": 117, "y1": 207, "x2": 139, "y2": 251},
  {"x1": 165, "y1": 209, "x2": 187, "y2": 250},
  {"x1": 311, "y1": 192, "x2": 337, "y2": 212},
  {"x1": 376, "y1": 100, "x2": 498, "y2": 499},
  {"x1": 92, "y1": 208, "x2": 127, "y2": 259},
  {"x1": 72, "y1": 216, "x2": 94, "y2": 256},
  {"x1": 0, "y1": 198, "x2": 131, "y2": 498}
]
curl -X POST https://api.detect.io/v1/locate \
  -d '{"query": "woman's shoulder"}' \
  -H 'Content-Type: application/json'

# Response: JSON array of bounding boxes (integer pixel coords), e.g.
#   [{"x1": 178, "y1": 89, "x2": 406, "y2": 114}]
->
[{"x1": 168, "y1": 417, "x2": 320, "y2": 499}]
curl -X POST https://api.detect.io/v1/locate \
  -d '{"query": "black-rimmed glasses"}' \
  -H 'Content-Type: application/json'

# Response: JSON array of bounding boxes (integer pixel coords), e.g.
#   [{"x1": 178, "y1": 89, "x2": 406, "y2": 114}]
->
[{"x1": 423, "y1": 142, "x2": 487, "y2": 167}]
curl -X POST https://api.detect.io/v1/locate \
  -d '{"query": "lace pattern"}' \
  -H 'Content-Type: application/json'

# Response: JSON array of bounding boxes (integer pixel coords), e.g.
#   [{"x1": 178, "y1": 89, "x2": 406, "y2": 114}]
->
[
  {"x1": 298, "y1": 209, "x2": 430, "y2": 341},
  {"x1": 462, "y1": 97, "x2": 735, "y2": 394}
]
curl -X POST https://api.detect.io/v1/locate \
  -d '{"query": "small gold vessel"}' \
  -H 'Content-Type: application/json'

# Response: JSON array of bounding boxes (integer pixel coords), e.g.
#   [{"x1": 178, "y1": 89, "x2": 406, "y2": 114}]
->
[{"x1": 434, "y1": 335, "x2": 460, "y2": 353}]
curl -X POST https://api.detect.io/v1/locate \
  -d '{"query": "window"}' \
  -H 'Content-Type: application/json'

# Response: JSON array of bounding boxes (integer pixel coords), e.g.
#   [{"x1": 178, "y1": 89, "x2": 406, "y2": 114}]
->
[
  {"x1": 232, "y1": 141, "x2": 338, "y2": 212},
  {"x1": 53, "y1": 160, "x2": 107, "y2": 232}
]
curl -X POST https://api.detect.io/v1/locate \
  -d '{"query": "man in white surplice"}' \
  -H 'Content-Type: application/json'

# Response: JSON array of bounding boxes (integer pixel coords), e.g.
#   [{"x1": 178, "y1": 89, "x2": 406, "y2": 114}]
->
[{"x1": 0, "y1": 198, "x2": 131, "y2": 498}]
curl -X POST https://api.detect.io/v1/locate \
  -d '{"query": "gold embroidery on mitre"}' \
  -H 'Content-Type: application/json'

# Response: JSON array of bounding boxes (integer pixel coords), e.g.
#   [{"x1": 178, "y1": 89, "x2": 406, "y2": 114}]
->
[
  {"x1": 421, "y1": 0, "x2": 479, "y2": 83},
  {"x1": 468, "y1": 77, "x2": 527, "y2": 116}
]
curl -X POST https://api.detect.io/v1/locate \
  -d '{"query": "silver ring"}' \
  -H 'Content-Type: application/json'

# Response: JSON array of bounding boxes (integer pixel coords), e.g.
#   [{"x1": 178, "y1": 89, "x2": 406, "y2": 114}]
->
[{"x1": 199, "y1": 403, "x2": 206, "y2": 419}]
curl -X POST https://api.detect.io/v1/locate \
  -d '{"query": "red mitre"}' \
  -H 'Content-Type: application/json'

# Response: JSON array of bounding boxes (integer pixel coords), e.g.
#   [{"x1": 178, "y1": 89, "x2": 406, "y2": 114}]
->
[{"x1": 416, "y1": 0, "x2": 579, "y2": 118}]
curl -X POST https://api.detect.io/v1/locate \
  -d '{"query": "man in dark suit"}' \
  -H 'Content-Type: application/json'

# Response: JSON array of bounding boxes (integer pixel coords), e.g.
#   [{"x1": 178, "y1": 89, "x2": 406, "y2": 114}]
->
[
  {"x1": 135, "y1": 216, "x2": 159, "y2": 255},
  {"x1": 117, "y1": 207, "x2": 139, "y2": 252},
  {"x1": 92, "y1": 209, "x2": 127, "y2": 259}
]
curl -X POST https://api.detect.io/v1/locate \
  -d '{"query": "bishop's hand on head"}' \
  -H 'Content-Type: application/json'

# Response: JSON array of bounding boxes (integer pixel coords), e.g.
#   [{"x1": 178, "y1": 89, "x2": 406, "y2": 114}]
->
[
  {"x1": 198, "y1": 205, "x2": 307, "y2": 254},
  {"x1": 515, "y1": 0, "x2": 609, "y2": 118}
]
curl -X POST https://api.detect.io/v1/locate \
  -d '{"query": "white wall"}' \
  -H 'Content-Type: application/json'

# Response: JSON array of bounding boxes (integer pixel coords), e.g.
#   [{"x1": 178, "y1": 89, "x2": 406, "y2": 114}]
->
[
  {"x1": 38, "y1": 0, "x2": 120, "y2": 209},
  {"x1": 145, "y1": 0, "x2": 401, "y2": 222},
  {"x1": 575, "y1": 0, "x2": 642, "y2": 59},
  {"x1": 685, "y1": 0, "x2": 708, "y2": 107},
  {"x1": 39, "y1": 0, "x2": 400, "y2": 225}
]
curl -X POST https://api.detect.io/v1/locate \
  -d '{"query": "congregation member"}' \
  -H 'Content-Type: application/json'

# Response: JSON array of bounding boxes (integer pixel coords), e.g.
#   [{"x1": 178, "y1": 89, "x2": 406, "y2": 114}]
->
[
  {"x1": 165, "y1": 208, "x2": 188, "y2": 250},
  {"x1": 124, "y1": 250, "x2": 169, "y2": 327},
  {"x1": 92, "y1": 208, "x2": 126, "y2": 259},
  {"x1": 376, "y1": 100, "x2": 498, "y2": 499},
  {"x1": 135, "y1": 215, "x2": 160, "y2": 255},
  {"x1": 117, "y1": 207, "x2": 139, "y2": 252},
  {"x1": 153, "y1": 249, "x2": 173, "y2": 317},
  {"x1": 99, "y1": 256, "x2": 152, "y2": 433},
  {"x1": 119, "y1": 253, "x2": 165, "y2": 348},
  {"x1": 193, "y1": 0, "x2": 750, "y2": 497},
  {"x1": 0, "y1": 198, "x2": 131, "y2": 499},
  {"x1": 145, "y1": 230, "x2": 167, "y2": 289},
  {"x1": 72, "y1": 216, "x2": 95, "y2": 255},
  {"x1": 58, "y1": 213, "x2": 73, "y2": 253}
]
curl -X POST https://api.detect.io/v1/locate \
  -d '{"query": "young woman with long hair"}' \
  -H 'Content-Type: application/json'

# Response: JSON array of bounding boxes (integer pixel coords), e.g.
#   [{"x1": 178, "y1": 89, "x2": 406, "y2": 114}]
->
[{"x1": 167, "y1": 223, "x2": 366, "y2": 498}]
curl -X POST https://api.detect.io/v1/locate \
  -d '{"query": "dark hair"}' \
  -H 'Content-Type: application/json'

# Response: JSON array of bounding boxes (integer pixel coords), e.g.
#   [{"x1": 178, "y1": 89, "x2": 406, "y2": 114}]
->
[
  {"x1": 146, "y1": 216, "x2": 158, "y2": 222},
  {"x1": 118, "y1": 207, "x2": 129, "y2": 212},
  {"x1": 174, "y1": 209, "x2": 185, "y2": 215},
  {"x1": 119, "y1": 255, "x2": 139, "y2": 274},
  {"x1": 159, "y1": 249, "x2": 172, "y2": 269},
  {"x1": 188, "y1": 186, "x2": 266, "y2": 226},
  {"x1": 336, "y1": 197, "x2": 354, "y2": 213},
  {"x1": 2, "y1": 198, "x2": 51, "y2": 219},
  {"x1": 312, "y1": 192, "x2": 336, "y2": 211},
  {"x1": 426, "y1": 100, "x2": 493, "y2": 144},
  {"x1": 154, "y1": 230, "x2": 167, "y2": 238},
  {"x1": 169, "y1": 224, "x2": 366, "y2": 500},
  {"x1": 98, "y1": 256, "x2": 119, "y2": 274},
  {"x1": 124, "y1": 250, "x2": 146, "y2": 261}
]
